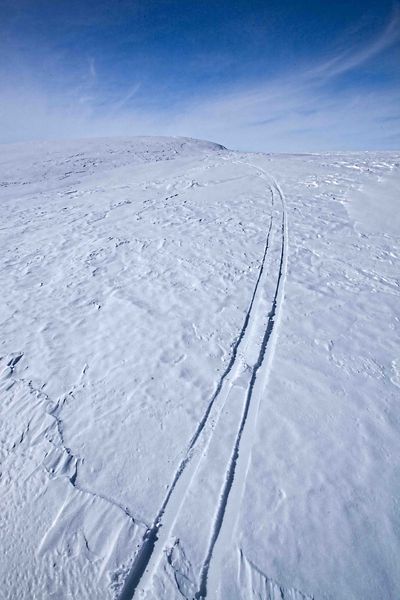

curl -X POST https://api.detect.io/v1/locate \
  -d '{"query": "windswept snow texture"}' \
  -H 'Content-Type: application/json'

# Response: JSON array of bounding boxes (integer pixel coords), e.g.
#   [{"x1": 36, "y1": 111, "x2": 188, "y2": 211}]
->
[{"x1": 0, "y1": 137, "x2": 399, "y2": 600}]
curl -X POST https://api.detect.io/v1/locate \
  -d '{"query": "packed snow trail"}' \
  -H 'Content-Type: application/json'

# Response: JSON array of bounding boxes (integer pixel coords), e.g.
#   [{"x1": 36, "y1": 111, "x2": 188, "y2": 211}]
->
[
  {"x1": 199, "y1": 177, "x2": 288, "y2": 599},
  {"x1": 118, "y1": 163, "x2": 287, "y2": 600},
  {"x1": 118, "y1": 160, "x2": 279, "y2": 600}
]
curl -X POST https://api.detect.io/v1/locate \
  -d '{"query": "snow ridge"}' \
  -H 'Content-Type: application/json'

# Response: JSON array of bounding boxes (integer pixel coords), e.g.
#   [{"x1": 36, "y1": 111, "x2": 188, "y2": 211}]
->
[{"x1": 238, "y1": 550, "x2": 314, "y2": 600}]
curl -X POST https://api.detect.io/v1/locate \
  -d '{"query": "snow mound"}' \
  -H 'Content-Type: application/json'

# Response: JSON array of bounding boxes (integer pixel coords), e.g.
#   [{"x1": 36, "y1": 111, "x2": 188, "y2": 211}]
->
[{"x1": 0, "y1": 136, "x2": 225, "y2": 196}]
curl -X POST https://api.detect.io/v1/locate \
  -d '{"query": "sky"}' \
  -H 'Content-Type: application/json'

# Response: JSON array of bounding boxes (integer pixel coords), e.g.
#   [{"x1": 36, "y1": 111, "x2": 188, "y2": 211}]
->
[{"x1": 0, "y1": 0, "x2": 399, "y2": 151}]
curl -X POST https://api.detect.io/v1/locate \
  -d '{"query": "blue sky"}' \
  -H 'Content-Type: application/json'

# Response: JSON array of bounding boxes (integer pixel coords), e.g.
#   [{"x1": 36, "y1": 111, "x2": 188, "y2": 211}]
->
[{"x1": 1, "y1": 0, "x2": 399, "y2": 150}]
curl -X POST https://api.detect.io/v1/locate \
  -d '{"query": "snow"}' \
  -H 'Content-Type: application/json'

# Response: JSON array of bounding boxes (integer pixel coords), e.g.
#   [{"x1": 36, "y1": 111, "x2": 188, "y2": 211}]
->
[
  {"x1": 347, "y1": 166, "x2": 400, "y2": 236},
  {"x1": 0, "y1": 138, "x2": 399, "y2": 600}
]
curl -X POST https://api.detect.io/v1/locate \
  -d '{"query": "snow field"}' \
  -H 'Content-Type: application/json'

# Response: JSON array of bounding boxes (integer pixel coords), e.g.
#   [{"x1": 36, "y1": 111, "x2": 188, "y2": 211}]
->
[{"x1": 0, "y1": 139, "x2": 399, "y2": 599}]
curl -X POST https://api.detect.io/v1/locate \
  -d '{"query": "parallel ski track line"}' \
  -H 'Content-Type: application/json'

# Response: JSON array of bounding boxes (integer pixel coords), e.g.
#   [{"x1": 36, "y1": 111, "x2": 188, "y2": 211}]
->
[
  {"x1": 195, "y1": 167, "x2": 288, "y2": 599},
  {"x1": 118, "y1": 159, "x2": 275, "y2": 600}
]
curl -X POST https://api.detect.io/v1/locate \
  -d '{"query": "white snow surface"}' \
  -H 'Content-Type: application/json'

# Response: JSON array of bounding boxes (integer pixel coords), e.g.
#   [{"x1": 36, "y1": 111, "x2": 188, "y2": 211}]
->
[{"x1": 0, "y1": 137, "x2": 399, "y2": 600}]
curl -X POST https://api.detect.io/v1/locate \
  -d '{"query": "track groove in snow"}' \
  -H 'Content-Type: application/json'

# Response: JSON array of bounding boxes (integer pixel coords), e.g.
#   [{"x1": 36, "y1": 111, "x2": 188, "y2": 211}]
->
[
  {"x1": 118, "y1": 164, "x2": 275, "y2": 599},
  {"x1": 197, "y1": 173, "x2": 287, "y2": 599},
  {"x1": 118, "y1": 159, "x2": 287, "y2": 599}
]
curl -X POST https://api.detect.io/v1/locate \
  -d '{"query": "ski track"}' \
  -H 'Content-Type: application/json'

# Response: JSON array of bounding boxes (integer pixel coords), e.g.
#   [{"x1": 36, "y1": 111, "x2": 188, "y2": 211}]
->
[
  {"x1": 197, "y1": 170, "x2": 287, "y2": 599},
  {"x1": 118, "y1": 156, "x2": 274, "y2": 600},
  {"x1": 118, "y1": 156, "x2": 287, "y2": 600}
]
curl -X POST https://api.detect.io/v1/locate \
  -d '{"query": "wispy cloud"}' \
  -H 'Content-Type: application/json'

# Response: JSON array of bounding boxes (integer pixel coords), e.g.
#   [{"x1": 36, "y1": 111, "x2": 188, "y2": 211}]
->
[
  {"x1": 88, "y1": 57, "x2": 97, "y2": 82},
  {"x1": 158, "y1": 8, "x2": 400, "y2": 151},
  {"x1": 305, "y1": 5, "x2": 400, "y2": 81},
  {"x1": 0, "y1": 5, "x2": 399, "y2": 151},
  {"x1": 109, "y1": 83, "x2": 142, "y2": 114}
]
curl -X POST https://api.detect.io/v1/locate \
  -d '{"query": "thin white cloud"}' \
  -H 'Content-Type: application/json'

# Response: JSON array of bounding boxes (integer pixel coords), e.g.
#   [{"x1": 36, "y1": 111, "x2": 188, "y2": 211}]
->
[
  {"x1": 0, "y1": 6, "x2": 399, "y2": 151},
  {"x1": 305, "y1": 5, "x2": 400, "y2": 81},
  {"x1": 162, "y1": 79, "x2": 400, "y2": 151},
  {"x1": 88, "y1": 57, "x2": 97, "y2": 81},
  {"x1": 110, "y1": 83, "x2": 142, "y2": 114}
]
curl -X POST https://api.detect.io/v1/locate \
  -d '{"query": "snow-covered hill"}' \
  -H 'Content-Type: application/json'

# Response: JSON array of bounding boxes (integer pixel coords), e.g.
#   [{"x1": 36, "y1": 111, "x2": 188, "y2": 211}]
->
[{"x1": 0, "y1": 137, "x2": 399, "y2": 600}]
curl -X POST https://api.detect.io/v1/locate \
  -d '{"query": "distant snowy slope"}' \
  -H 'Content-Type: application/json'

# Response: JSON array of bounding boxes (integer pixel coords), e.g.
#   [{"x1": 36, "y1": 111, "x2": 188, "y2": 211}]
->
[
  {"x1": 0, "y1": 136, "x2": 225, "y2": 198},
  {"x1": 0, "y1": 139, "x2": 399, "y2": 600}
]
